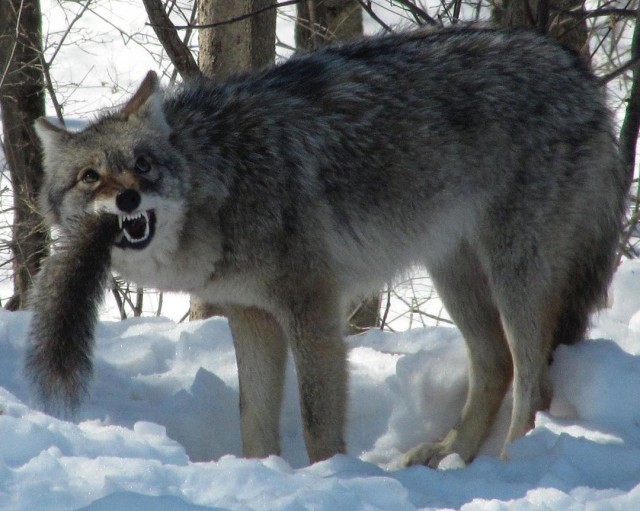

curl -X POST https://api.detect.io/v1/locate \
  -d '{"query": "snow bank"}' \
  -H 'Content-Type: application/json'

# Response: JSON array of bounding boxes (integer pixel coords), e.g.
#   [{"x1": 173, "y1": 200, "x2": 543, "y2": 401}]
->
[{"x1": 1, "y1": 260, "x2": 640, "y2": 509}]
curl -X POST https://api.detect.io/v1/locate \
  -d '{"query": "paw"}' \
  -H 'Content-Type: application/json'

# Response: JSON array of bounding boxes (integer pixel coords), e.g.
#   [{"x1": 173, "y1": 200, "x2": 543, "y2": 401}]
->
[
  {"x1": 402, "y1": 429, "x2": 474, "y2": 469},
  {"x1": 402, "y1": 441, "x2": 458, "y2": 469}
]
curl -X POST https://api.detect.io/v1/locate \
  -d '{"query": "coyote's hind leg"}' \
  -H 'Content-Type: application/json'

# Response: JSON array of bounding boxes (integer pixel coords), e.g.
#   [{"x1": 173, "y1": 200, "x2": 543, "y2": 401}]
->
[{"x1": 404, "y1": 242, "x2": 513, "y2": 468}]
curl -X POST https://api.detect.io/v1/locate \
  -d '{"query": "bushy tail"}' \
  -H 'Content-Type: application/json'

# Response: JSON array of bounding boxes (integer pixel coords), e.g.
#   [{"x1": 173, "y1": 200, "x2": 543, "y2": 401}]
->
[
  {"x1": 553, "y1": 216, "x2": 625, "y2": 349},
  {"x1": 24, "y1": 214, "x2": 119, "y2": 416},
  {"x1": 553, "y1": 259, "x2": 612, "y2": 348}
]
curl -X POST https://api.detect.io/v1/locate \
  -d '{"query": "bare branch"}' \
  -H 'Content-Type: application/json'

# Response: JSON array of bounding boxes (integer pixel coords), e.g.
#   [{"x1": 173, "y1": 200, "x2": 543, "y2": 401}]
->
[
  {"x1": 0, "y1": 0, "x2": 25, "y2": 90},
  {"x1": 619, "y1": 8, "x2": 640, "y2": 184},
  {"x1": 393, "y1": 0, "x2": 440, "y2": 26},
  {"x1": 356, "y1": 1, "x2": 393, "y2": 32},
  {"x1": 617, "y1": 7, "x2": 640, "y2": 261},
  {"x1": 552, "y1": 7, "x2": 639, "y2": 20},
  {"x1": 110, "y1": 276, "x2": 127, "y2": 320},
  {"x1": 158, "y1": 0, "x2": 303, "y2": 31},
  {"x1": 39, "y1": 54, "x2": 64, "y2": 124},
  {"x1": 380, "y1": 288, "x2": 392, "y2": 330},
  {"x1": 452, "y1": 0, "x2": 463, "y2": 23},
  {"x1": 141, "y1": 0, "x2": 201, "y2": 79},
  {"x1": 599, "y1": 56, "x2": 640, "y2": 84},
  {"x1": 45, "y1": 0, "x2": 93, "y2": 69}
]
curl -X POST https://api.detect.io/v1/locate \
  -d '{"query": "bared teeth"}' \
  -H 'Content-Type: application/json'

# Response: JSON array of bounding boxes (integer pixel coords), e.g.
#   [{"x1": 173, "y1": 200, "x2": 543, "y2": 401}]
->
[
  {"x1": 121, "y1": 212, "x2": 147, "y2": 222},
  {"x1": 119, "y1": 211, "x2": 150, "y2": 243}
]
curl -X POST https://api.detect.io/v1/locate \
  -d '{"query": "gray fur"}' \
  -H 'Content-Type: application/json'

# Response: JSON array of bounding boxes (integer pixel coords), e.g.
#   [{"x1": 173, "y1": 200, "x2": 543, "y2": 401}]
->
[{"x1": 29, "y1": 26, "x2": 629, "y2": 466}]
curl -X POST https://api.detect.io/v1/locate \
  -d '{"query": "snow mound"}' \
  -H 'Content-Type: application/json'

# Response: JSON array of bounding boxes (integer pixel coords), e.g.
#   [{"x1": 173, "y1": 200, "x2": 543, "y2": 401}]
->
[{"x1": 1, "y1": 260, "x2": 640, "y2": 510}]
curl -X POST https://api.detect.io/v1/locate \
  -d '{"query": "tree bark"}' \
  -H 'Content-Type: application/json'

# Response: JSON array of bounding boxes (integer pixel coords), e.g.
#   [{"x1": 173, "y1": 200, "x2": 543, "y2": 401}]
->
[
  {"x1": 0, "y1": 0, "x2": 48, "y2": 310},
  {"x1": 297, "y1": 1, "x2": 377, "y2": 331},
  {"x1": 197, "y1": 0, "x2": 277, "y2": 80},
  {"x1": 619, "y1": 7, "x2": 640, "y2": 185},
  {"x1": 616, "y1": 9, "x2": 640, "y2": 259},
  {"x1": 295, "y1": 1, "x2": 378, "y2": 332},
  {"x1": 493, "y1": 0, "x2": 589, "y2": 58},
  {"x1": 189, "y1": 0, "x2": 277, "y2": 320}
]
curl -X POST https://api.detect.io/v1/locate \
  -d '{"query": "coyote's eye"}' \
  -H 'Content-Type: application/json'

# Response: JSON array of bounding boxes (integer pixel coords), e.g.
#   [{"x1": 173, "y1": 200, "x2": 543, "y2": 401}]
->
[
  {"x1": 134, "y1": 156, "x2": 151, "y2": 174},
  {"x1": 80, "y1": 168, "x2": 100, "y2": 184}
]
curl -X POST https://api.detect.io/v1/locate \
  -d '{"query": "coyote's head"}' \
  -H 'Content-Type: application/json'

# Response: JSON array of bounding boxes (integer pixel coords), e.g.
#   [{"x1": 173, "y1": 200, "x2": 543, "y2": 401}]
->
[{"x1": 35, "y1": 72, "x2": 189, "y2": 252}]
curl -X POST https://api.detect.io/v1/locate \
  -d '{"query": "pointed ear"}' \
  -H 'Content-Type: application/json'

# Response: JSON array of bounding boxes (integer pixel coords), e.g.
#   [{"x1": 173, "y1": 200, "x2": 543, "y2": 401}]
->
[
  {"x1": 121, "y1": 71, "x2": 163, "y2": 120},
  {"x1": 34, "y1": 117, "x2": 70, "y2": 155}
]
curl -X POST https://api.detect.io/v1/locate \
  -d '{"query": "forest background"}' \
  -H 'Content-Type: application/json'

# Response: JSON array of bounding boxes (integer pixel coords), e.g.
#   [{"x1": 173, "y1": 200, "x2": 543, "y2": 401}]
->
[{"x1": 1, "y1": 0, "x2": 639, "y2": 330}]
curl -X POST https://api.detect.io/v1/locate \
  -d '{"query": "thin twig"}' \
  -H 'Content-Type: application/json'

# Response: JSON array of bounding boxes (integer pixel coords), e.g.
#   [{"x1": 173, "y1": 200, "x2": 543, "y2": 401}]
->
[
  {"x1": 356, "y1": 0, "x2": 393, "y2": 32},
  {"x1": 135, "y1": 286, "x2": 143, "y2": 316},
  {"x1": 599, "y1": 56, "x2": 640, "y2": 84},
  {"x1": 0, "y1": 0, "x2": 26, "y2": 90},
  {"x1": 393, "y1": 0, "x2": 440, "y2": 26},
  {"x1": 110, "y1": 276, "x2": 127, "y2": 320},
  {"x1": 156, "y1": 291, "x2": 163, "y2": 317},
  {"x1": 157, "y1": 0, "x2": 303, "y2": 31},
  {"x1": 552, "y1": 7, "x2": 639, "y2": 19},
  {"x1": 45, "y1": 0, "x2": 93, "y2": 69},
  {"x1": 39, "y1": 53, "x2": 65, "y2": 124},
  {"x1": 380, "y1": 287, "x2": 392, "y2": 330},
  {"x1": 141, "y1": 0, "x2": 200, "y2": 79}
]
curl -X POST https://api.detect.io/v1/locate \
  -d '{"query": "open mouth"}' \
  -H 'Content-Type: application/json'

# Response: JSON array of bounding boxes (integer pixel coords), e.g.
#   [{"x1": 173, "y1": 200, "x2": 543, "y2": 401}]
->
[{"x1": 113, "y1": 210, "x2": 156, "y2": 250}]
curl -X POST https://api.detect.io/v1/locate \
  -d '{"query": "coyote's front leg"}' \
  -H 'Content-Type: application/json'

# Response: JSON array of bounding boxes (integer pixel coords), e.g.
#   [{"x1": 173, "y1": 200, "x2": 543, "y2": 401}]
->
[
  {"x1": 228, "y1": 306, "x2": 288, "y2": 458},
  {"x1": 287, "y1": 286, "x2": 347, "y2": 463}
]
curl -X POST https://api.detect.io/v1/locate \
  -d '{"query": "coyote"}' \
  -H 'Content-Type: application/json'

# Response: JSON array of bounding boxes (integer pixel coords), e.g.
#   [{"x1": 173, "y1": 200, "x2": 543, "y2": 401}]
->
[{"x1": 26, "y1": 26, "x2": 628, "y2": 467}]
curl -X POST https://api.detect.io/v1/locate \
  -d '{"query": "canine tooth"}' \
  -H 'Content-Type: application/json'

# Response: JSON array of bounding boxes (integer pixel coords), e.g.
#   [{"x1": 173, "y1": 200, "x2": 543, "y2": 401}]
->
[
  {"x1": 123, "y1": 211, "x2": 149, "y2": 222},
  {"x1": 118, "y1": 216, "x2": 123, "y2": 229}
]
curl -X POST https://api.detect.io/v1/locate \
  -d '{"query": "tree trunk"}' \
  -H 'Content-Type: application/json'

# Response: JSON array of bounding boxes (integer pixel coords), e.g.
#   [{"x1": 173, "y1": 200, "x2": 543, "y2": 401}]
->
[
  {"x1": 493, "y1": 0, "x2": 589, "y2": 58},
  {"x1": 197, "y1": 0, "x2": 277, "y2": 80},
  {"x1": 0, "y1": 0, "x2": 48, "y2": 311},
  {"x1": 295, "y1": 1, "x2": 378, "y2": 332},
  {"x1": 189, "y1": 0, "x2": 277, "y2": 320}
]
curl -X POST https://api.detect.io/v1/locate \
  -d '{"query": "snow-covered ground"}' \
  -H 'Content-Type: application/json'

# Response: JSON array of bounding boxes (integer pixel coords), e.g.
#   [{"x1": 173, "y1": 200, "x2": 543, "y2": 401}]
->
[
  {"x1": 2, "y1": 259, "x2": 640, "y2": 510},
  {"x1": 2, "y1": 1, "x2": 640, "y2": 509}
]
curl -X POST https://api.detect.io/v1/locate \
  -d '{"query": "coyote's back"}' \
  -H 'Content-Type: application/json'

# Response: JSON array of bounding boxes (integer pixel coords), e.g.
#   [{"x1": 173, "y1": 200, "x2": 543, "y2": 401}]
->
[{"x1": 28, "y1": 26, "x2": 628, "y2": 467}]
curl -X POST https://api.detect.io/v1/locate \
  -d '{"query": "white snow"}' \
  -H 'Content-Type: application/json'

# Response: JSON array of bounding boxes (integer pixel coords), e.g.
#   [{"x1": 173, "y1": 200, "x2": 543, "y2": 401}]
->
[
  {"x1": 1, "y1": 2, "x2": 639, "y2": 509},
  {"x1": 1, "y1": 259, "x2": 640, "y2": 510}
]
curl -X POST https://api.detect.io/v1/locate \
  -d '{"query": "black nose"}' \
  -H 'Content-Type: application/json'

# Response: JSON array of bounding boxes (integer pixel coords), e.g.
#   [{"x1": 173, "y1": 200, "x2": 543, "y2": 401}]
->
[{"x1": 116, "y1": 189, "x2": 141, "y2": 213}]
